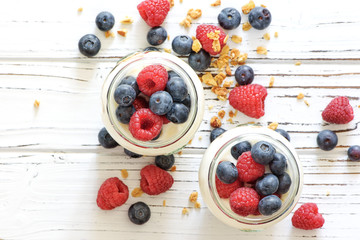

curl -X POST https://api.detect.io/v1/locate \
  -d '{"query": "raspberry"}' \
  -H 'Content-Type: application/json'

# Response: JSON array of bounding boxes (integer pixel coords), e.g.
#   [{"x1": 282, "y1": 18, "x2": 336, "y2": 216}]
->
[
  {"x1": 229, "y1": 84, "x2": 268, "y2": 119},
  {"x1": 129, "y1": 108, "x2": 163, "y2": 141},
  {"x1": 133, "y1": 95, "x2": 149, "y2": 110},
  {"x1": 196, "y1": 24, "x2": 227, "y2": 55},
  {"x1": 140, "y1": 165, "x2": 174, "y2": 195},
  {"x1": 160, "y1": 115, "x2": 170, "y2": 124},
  {"x1": 96, "y1": 177, "x2": 129, "y2": 210},
  {"x1": 229, "y1": 187, "x2": 260, "y2": 216},
  {"x1": 215, "y1": 175, "x2": 242, "y2": 198},
  {"x1": 137, "y1": 65, "x2": 168, "y2": 96},
  {"x1": 137, "y1": 0, "x2": 170, "y2": 27},
  {"x1": 292, "y1": 203, "x2": 325, "y2": 230},
  {"x1": 236, "y1": 151, "x2": 265, "y2": 182},
  {"x1": 322, "y1": 96, "x2": 354, "y2": 124}
]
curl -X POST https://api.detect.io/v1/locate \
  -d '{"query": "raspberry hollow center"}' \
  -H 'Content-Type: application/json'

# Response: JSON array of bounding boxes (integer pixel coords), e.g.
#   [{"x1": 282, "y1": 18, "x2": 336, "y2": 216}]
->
[
  {"x1": 141, "y1": 119, "x2": 154, "y2": 130},
  {"x1": 146, "y1": 79, "x2": 156, "y2": 89}
]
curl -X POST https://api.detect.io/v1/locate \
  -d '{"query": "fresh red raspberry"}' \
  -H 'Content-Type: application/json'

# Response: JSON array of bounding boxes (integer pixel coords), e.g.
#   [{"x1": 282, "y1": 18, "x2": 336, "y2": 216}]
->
[
  {"x1": 292, "y1": 203, "x2": 325, "y2": 230},
  {"x1": 96, "y1": 177, "x2": 129, "y2": 210},
  {"x1": 322, "y1": 96, "x2": 354, "y2": 124},
  {"x1": 133, "y1": 95, "x2": 149, "y2": 110},
  {"x1": 137, "y1": 0, "x2": 170, "y2": 27},
  {"x1": 140, "y1": 165, "x2": 174, "y2": 195},
  {"x1": 229, "y1": 84, "x2": 268, "y2": 119},
  {"x1": 215, "y1": 175, "x2": 242, "y2": 198},
  {"x1": 236, "y1": 151, "x2": 265, "y2": 182},
  {"x1": 137, "y1": 65, "x2": 168, "y2": 96},
  {"x1": 160, "y1": 115, "x2": 170, "y2": 124},
  {"x1": 196, "y1": 24, "x2": 227, "y2": 55},
  {"x1": 229, "y1": 187, "x2": 260, "y2": 216},
  {"x1": 129, "y1": 108, "x2": 163, "y2": 141}
]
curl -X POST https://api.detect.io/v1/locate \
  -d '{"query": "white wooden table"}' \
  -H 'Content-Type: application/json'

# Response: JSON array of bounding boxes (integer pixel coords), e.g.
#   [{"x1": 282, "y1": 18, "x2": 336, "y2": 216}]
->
[{"x1": 1, "y1": 0, "x2": 359, "y2": 239}]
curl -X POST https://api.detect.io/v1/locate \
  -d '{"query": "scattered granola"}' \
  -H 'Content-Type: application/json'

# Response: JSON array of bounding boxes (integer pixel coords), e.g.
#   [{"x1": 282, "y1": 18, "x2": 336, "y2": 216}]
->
[
  {"x1": 326, "y1": 191, "x2": 330, "y2": 196},
  {"x1": 207, "y1": 30, "x2": 222, "y2": 53},
  {"x1": 169, "y1": 0, "x2": 174, "y2": 7},
  {"x1": 202, "y1": 72, "x2": 217, "y2": 86},
  {"x1": 131, "y1": 187, "x2": 143, "y2": 197},
  {"x1": 77, "y1": 7, "x2": 83, "y2": 13},
  {"x1": 198, "y1": 136, "x2": 203, "y2": 140},
  {"x1": 229, "y1": 110, "x2": 237, "y2": 118},
  {"x1": 180, "y1": 0, "x2": 183, "y2": 3},
  {"x1": 195, "y1": 201, "x2": 201, "y2": 208},
  {"x1": 295, "y1": 61, "x2": 302, "y2": 66},
  {"x1": 120, "y1": 16, "x2": 133, "y2": 24},
  {"x1": 242, "y1": 22, "x2": 252, "y2": 31},
  {"x1": 212, "y1": 86, "x2": 228, "y2": 99},
  {"x1": 297, "y1": 93, "x2": 305, "y2": 99},
  {"x1": 117, "y1": 29, "x2": 128, "y2": 37},
  {"x1": 304, "y1": 100, "x2": 310, "y2": 106},
  {"x1": 210, "y1": 0, "x2": 221, "y2": 7},
  {"x1": 218, "y1": 110, "x2": 226, "y2": 118},
  {"x1": 180, "y1": 15, "x2": 192, "y2": 28},
  {"x1": 214, "y1": 72, "x2": 226, "y2": 85},
  {"x1": 187, "y1": 9, "x2": 202, "y2": 19},
  {"x1": 223, "y1": 35, "x2": 229, "y2": 44},
  {"x1": 227, "y1": 118, "x2": 234, "y2": 124},
  {"x1": 268, "y1": 122, "x2": 279, "y2": 130},
  {"x1": 263, "y1": 33, "x2": 271, "y2": 40},
  {"x1": 242, "y1": 0, "x2": 255, "y2": 14},
  {"x1": 269, "y1": 76, "x2": 275, "y2": 87},
  {"x1": 256, "y1": 46, "x2": 268, "y2": 55},
  {"x1": 188, "y1": 139, "x2": 193, "y2": 145},
  {"x1": 230, "y1": 49, "x2": 240, "y2": 60},
  {"x1": 192, "y1": 39, "x2": 202, "y2": 53},
  {"x1": 189, "y1": 191, "x2": 198, "y2": 203},
  {"x1": 225, "y1": 65, "x2": 232, "y2": 75},
  {"x1": 274, "y1": 32, "x2": 279, "y2": 38},
  {"x1": 223, "y1": 80, "x2": 233, "y2": 88},
  {"x1": 231, "y1": 35, "x2": 242, "y2": 44},
  {"x1": 105, "y1": 31, "x2": 115, "y2": 38},
  {"x1": 163, "y1": 200, "x2": 166, "y2": 206},
  {"x1": 260, "y1": 4, "x2": 267, "y2": 8},
  {"x1": 164, "y1": 48, "x2": 172, "y2": 53},
  {"x1": 121, "y1": 169, "x2": 129, "y2": 179},
  {"x1": 167, "y1": 35, "x2": 170, "y2": 41},
  {"x1": 177, "y1": 151, "x2": 183, "y2": 155},
  {"x1": 170, "y1": 165, "x2": 177, "y2": 172},
  {"x1": 34, "y1": 100, "x2": 40, "y2": 108},
  {"x1": 182, "y1": 207, "x2": 189, "y2": 215},
  {"x1": 210, "y1": 116, "x2": 222, "y2": 128},
  {"x1": 208, "y1": 105, "x2": 214, "y2": 110}
]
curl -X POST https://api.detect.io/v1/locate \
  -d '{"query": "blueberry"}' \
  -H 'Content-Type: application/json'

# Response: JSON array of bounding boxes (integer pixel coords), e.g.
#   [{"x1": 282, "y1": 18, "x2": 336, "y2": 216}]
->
[
  {"x1": 95, "y1": 11, "x2": 115, "y2": 31},
  {"x1": 128, "y1": 202, "x2": 151, "y2": 225},
  {"x1": 78, "y1": 34, "x2": 101, "y2": 57},
  {"x1": 216, "y1": 161, "x2": 238, "y2": 184},
  {"x1": 181, "y1": 94, "x2": 191, "y2": 109},
  {"x1": 258, "y1": 195, "x2": 282, "y2": 216},
  {"x1": 155, "y1": 155, "x2": 175, "y2": 170},
  {"x1": 166, "y1": 77, "x2": 188, "y2": 102},
  {"x1": 124, "y1": 148, "x2": 143, "y2": 158},
  {"x1": 152, "y1": 130, "x2": 162, "y2": 141},
  {"x1": 317, "y1": 130, "x2": 338, "y2": 151},
  {"x1": 270, "y1": 153, "x2": 287, "y2": 176},
  {"x1": 248, "y1": 7, "x2": 272, "y2": 30},
  {"x1": 275, "y1": 128, "x2": 291, "y2": 142},
  {"x1": 348, "y1": 145, "x2": 360, "y2": 161},
  {"x1": 115, "y1": 105, "x2": 135, "y2": 124},
  {"x1": 144, "y1": 46, "x2": 160, "y2": 52},
  {"x1": 98, "y1": 127, "x2": 118, "y2": 148},
  {"x1": 165, "y1": 103, "x2": 189, "y2": 124},
  {"x1": 210, "y1": 128, "x2": 226, "y2": 142},
  {"x1": 149, "y1": 91, "x2": 173, "y2": 115},
  {"x1": 277, "y1": 172, "x2": 291, "y2": 194},
  {"x1": 120, "y1": 76, "x2": 139, "y2": 95},
  {"x1": 234, "y1": 65, "x2": 254, "y2": 85},
  {"x1": 255, "y1": 174, "x2": 279, "y2": 196},
  {"x1": 114, "y1": 84, "x2": 136, "y2": 107},
  {"x1": 188, "y1": 50, "x2": 211, "y2": 72},
  {"x1": 218, "y1": 7, "x2": 241, "y2": 30},
  {"x1": 251, "y1": 141, "x2": 276, "y2": 165},
  {"x1": 147, "y1": 26, "x2": 167, "y2": 46},
  {"x1": 231, "y1": 141, "x2": 251, "y2": 160},
  {"x1": 172, "y1": 35, "x2": 193, "y2": 55}
]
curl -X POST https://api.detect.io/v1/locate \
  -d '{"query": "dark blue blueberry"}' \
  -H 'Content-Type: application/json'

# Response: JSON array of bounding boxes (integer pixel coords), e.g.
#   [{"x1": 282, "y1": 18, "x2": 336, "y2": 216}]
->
[
  {"x1": 275, "y1": 129, "x2": 291, "y2": 142},
  {"x1": 166, "y1": 77, "x2": 188, "y2": 102},
  {"x1": 168, "y1": 70, "x2": 180, "y2": 80},
  {"x1": 210, "y1": 128, "x2": 226, "y2": 142},
  {"x1": 218, "y1": 7, "x2": 241, "y2": 30},
  {"x1": 270, "y1": 153, "x2": 287, "y2": 176},
  {"x1": 155, "y1": 155, "x2": 175, "y2": 170},
  {"x1": 172, "y1": 35, "x2": 193, "y2": 55},
  {"x1": 165, "y1": 103, "x2": 189, "y2": 124},
  {"x1": 147, "y1": 26, "x2": 167, "y2": 46},
  {"x1": 251, "y1": 141, "x2": 276, "y2": 165},
  {"x1": 120, "y1": 76, "x2": 139, "y2": 95},
  {"x1": 128, "y1": 202, "x2": 151, "y2": 225},
  {"x1": 181, "y1": 94, "x2": 191, "y2": 109},
  {"x1": 98, "y1": 127, "x2": 118, "y2": 148},
  {"x1": 144, "y1": 46, "x2": 160, "y2": 52},
  {"x1": 115, "y1": 105, "x2": 135, "y2": 124},
  {"x1": 255, "y1": 174, "x2": 279, "y2": 196},
  {"x1": 258, "y1": 195, "x2": 282, "y2": 216},
  {"x1": 317, "y1": 130, "x2": 338, "y2": 151},
  {"x1": 124, "y1": 148, "x2": 143, "y2": 158},
  {"x1": 95, "y1": 11, "x2": 115, "y2": 31},
  {"x1": 78, "y1": 34, "x2": 101, "y2": 57},
  {"x1": 348, "y1": 145, "x2": 360, "y2": 161},
  {"x1": 248, "y1": 7, "x2": 272, "y2": 30},
  {"x1": 114, "y1": 84, "x2": 137, "y2": 107},
  {"x1": 234, "y1": 65, "x2": 254, "y2": 85},
  {"x1": 277, "y1": 172, "x2": 291, "y2": 194},
  {"x1": 216, "y1": 161, "x2": 238, "y2": 184},
  {"x1": 231, "y1": 141, "x2": 251, "y2": 160},
  {"x1": 188, "y1": 49, "x2": 211, "y2": 72},
  {"x1": 149, "y1": 91, "x2": 173, "y2": 115}
]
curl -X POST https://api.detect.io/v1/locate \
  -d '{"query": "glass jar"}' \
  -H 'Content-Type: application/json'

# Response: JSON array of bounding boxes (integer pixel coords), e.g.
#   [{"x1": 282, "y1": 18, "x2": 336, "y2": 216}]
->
[
  {"x1": 101, "y1": 51, "x2": 204, "y2": 156},
  {"x1": 199, "y1": 126, "x2": 303, "y2": 231}
]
